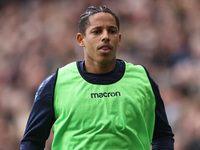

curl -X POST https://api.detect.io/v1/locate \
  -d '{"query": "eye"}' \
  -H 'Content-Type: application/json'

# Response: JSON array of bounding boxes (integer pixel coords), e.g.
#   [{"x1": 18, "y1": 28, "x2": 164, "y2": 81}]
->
[
  {"x1": 92, "y1": 30, "x2": 101, "y2": 34},
  {"x1": 109, "y1": 29, "x2": 117, "y2": 34}
]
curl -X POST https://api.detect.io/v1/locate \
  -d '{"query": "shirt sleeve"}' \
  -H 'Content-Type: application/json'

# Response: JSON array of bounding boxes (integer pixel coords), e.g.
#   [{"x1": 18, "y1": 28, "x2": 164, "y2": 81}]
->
[
  {"x1": 20, "y1": 72, "x2": 57, "y2": 150},
  {"x1": 144, "y1": 68, "x2": 174, "y2": 150}
]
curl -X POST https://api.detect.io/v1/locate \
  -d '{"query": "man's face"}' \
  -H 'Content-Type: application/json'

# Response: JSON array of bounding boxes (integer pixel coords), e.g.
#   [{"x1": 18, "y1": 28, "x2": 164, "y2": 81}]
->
[{"x1": 77, "y1": 12, "x2": 121, "y2": 65}]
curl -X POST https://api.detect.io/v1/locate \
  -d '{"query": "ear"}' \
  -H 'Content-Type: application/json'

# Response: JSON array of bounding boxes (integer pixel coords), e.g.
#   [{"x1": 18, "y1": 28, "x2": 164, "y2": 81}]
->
[
  {"x1": 118, "y1": 33, "x2": 122, "y2": 47},
  {"x1": 76, "y1": 33, "x2": 85, "y2": 47}
]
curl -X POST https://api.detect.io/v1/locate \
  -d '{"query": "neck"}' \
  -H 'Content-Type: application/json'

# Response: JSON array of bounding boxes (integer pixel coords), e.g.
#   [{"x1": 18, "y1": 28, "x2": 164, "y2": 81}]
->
[{"x1": 84, "y1": 59, "x2": 116, "y2": 74}]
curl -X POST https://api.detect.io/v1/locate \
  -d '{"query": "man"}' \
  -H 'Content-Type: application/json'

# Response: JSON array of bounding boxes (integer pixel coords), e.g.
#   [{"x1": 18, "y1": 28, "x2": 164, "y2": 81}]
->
[{"x1": 21, "y1": 6, "x2": 174, "y2": 150}]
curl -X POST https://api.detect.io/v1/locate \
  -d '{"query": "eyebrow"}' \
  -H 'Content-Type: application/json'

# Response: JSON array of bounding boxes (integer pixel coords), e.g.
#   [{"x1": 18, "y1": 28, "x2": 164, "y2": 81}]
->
[{"x1": 90, "y1": 25, "x2": 118, "y2": 31}]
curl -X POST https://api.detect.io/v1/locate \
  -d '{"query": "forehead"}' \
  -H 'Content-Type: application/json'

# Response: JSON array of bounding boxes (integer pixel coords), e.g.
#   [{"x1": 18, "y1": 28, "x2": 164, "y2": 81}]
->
[{"x1": 87, "y1": 12, "x2": 118, "y2": 29}]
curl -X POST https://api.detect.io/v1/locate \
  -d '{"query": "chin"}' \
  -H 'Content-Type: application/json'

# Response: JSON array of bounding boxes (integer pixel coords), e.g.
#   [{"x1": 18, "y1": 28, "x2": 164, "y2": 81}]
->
[{"x1": 97, "y1": 58, "x2": 116, "y2": 65}]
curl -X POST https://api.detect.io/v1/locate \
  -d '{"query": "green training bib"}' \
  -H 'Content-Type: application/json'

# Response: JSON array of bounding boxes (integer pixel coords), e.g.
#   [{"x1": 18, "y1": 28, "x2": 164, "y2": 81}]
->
[{"x1": 53, "y1": 61, "x2": 156, "y2": 150}]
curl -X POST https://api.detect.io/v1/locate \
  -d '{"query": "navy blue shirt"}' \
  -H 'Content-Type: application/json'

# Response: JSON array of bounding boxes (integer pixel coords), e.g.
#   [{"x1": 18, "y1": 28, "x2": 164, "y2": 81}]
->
[{"x1": 21, "y1": 60, "x2": 174, "y2": 150}]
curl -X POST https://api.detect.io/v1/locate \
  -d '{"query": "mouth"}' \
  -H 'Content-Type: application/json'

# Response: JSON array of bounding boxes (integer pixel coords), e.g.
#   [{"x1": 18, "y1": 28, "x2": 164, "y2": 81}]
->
[{"x1": 98, "y1": 45, "x2": 112, "y2": 53}]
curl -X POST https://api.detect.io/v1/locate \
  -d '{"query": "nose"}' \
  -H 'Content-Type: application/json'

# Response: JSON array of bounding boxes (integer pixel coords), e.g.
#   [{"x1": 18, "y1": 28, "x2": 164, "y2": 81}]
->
[{"x1": 101, "y1": 31, "x2": 110, "y2": 42}]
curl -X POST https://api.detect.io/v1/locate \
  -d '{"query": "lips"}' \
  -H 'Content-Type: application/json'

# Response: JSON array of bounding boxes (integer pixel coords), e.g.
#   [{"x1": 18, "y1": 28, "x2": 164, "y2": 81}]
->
[{"x1": 98, "y1": 44, "x2": 112, "y2": 53}]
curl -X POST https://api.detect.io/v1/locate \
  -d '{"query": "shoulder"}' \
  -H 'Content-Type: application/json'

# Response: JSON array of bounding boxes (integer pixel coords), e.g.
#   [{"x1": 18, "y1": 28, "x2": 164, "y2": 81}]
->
[
  {"x1": 124, "y1": 61, "x2": 148, "y2": 80},
  {"x1": 125, "y1": 62, "x2": 157, "y2": 84},
  {"x1": 34, "y1": 72, "x2": 57, "y2": 103},
  {"x1": 124, "y1": 61, "x2": 146, "y2": 73},
  {"x1": 59, "y1": 62, "x2": 77, "y2": 72},
  {"x1": 56, "y1": 62, "x2": 78, "y2": 77}
]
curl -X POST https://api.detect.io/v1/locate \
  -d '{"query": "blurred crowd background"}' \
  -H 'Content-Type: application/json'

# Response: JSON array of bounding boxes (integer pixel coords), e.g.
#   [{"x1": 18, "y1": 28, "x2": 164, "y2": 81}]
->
[{"x1": 0, "y1": 0, "x2": 200, "y2": 149}]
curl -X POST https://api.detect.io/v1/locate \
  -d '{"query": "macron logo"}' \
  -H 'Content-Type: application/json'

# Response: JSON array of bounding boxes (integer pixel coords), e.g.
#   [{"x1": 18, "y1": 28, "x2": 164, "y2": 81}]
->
[{"x1": 91, "y1": 91, "x2": 121, "y2": 99}]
